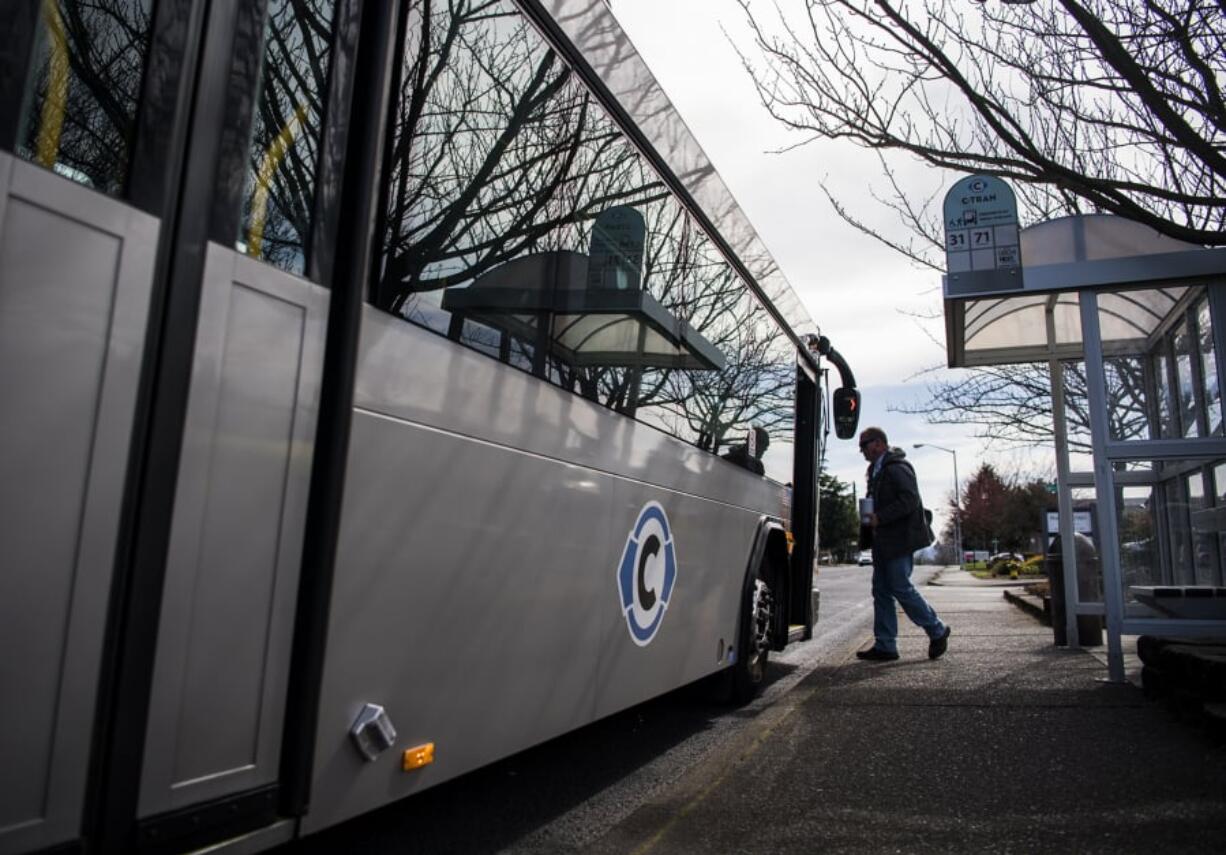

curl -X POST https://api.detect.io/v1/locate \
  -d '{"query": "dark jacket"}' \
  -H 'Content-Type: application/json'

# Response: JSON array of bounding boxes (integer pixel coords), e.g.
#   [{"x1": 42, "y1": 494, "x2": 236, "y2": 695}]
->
[{"x1": 859, "y1": 447, "x2": 931, "y2": 560}]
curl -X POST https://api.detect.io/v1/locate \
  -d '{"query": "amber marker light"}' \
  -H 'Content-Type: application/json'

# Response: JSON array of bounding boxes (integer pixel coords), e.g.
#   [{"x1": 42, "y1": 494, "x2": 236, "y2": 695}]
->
[{"x1": 403, "y1": 743, "x2": 435, "y2": 771}]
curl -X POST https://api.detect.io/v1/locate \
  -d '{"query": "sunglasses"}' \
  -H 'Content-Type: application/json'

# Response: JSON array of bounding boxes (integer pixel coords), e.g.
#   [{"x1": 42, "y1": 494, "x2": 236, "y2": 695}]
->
[{"x1": 859, "y1": 439, "x2": 877, "y2": 449}]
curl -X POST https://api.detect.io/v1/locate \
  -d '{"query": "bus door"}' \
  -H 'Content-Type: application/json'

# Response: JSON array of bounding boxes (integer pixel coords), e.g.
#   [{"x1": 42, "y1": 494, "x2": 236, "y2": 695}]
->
[
  {"x1": 0, "y1": 1, "x2": 177, "y2": 851},
  {"x1": 789, "y1": 354, "x2": 821, "y2": 639},
  {"x1": 0, "y1": 2, "x2": 376, "y2": 852}
]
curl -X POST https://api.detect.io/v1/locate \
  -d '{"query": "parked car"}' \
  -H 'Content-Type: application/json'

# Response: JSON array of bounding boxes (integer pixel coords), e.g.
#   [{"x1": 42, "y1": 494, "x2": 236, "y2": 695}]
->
[
  {"x1": 988, "y1": 552, "x2": 1024, "y2": 564},
  {"x1": 858, "y1": 550, "x2": 874, "y2": 566}
]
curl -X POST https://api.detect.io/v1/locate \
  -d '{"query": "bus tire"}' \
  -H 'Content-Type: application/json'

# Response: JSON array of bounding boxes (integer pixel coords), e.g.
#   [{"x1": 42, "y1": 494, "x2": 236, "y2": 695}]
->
[{"x1": 732, "y1": 570, "x2": 773, "y2": 704}]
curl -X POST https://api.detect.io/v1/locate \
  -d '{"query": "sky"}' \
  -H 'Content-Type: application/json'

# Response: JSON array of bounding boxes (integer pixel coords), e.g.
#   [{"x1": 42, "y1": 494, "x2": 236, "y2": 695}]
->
[{"x1": 608, "y1": 0, "x2": 1049, "y2": 539}]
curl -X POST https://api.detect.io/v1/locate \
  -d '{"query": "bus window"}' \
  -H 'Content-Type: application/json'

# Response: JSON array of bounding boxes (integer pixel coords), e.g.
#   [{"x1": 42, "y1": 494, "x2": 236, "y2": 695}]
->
[
  {"x1": 375, "y1": 2, "x2": 668, "y2": 382},
  {"x1": 373, "y1": 0, "x2": 805, "y2": 469},
  {"x1": 627, "y1": 202, "x2": 796, "y2": 481},
  {"x1": 16, "y1": 0, "x2": 154, "y2": 196},
  {"x1": 236, "y1": 0, "x2": 337, "y2": 276}
]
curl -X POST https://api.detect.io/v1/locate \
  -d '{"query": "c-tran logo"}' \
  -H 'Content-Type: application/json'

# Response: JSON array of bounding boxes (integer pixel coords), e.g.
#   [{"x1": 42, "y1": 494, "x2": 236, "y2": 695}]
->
[{"x1": 617, "y1": 501, "x2": 677, "y2": 646}]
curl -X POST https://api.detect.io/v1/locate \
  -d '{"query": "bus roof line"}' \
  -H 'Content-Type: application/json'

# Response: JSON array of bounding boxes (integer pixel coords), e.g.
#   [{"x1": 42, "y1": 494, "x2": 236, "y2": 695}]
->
[{"x1": 516, "y1": 0, "x2": 822, "y2": 374}]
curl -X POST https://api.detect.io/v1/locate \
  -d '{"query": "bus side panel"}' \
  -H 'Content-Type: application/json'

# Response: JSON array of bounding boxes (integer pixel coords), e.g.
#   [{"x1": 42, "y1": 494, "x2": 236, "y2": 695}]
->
[
  {"x1": 306, "y1": 408, "x2": 614, "y2": 831},
  {"x1": 137, "y1": 245, "x2": 328, "y2": 816},
  {"x1": 0, "y1": 156, "x2": 157, "y2": 853},
  {"x1": 303, "y1": 310, "x2": 780, "y2": 833},
  {"x1": 592, "y1": 484, "x2": 758, "y2": 720}
]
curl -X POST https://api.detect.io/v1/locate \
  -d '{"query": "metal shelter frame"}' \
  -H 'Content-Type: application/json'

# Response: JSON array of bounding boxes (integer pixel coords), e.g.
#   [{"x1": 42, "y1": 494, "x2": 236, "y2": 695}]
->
[{"x1": 944, "y1": 215, "x2": 1226, "y2": 681}]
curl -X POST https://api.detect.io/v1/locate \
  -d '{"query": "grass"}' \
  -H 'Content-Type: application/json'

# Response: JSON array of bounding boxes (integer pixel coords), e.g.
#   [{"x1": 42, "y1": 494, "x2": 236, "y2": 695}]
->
[{"x1": 967, "y1": 555, "x2": 1046, "y2": 580}]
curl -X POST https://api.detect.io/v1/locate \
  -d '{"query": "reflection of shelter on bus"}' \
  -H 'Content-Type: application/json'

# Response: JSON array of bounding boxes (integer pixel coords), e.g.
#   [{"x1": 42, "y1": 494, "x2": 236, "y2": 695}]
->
[{"x1": 440, "y1": 207, "x2": 725, "y2": 415}]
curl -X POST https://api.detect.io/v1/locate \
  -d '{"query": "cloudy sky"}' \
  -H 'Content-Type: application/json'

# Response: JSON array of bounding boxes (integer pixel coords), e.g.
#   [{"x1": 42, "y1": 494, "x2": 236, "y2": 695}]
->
[{"x1": 609, "y1": 0, "x2": 1047, "y2": 538}]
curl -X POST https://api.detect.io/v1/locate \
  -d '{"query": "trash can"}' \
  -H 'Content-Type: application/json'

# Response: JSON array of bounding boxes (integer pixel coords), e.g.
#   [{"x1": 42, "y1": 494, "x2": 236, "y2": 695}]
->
[{"x1": 1045, "y1": 533, "x2": 1104, "y2": 647}]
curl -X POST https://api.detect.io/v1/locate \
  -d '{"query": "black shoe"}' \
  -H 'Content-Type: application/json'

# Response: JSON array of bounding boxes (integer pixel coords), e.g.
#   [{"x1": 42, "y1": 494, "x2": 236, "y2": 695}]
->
[
  {"x1": 856, "y1": 647, "x2": 899, "y2": 662},
  {"x1": 929, "y1": 626, "x2": 951, "y2": 660}
]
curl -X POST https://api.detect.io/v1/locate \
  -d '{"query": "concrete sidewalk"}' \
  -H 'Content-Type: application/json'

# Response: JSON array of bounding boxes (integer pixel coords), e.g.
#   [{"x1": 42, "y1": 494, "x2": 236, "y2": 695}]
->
[{"x1": 588, "y1": 576, "x2": 1226, "y2": 854}]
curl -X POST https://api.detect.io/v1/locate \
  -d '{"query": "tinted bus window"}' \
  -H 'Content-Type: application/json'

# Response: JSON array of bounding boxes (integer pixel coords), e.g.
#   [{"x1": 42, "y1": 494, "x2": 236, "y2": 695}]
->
[
  {"x1": 377, "y1": 0, "x2": 795, "y2": 478},
  {"x1": 17, "y1": 0, "x2": 154, "y2": 195},
  {"x1": 237, "y1": 0, "x2": 337, "y2": 275}
]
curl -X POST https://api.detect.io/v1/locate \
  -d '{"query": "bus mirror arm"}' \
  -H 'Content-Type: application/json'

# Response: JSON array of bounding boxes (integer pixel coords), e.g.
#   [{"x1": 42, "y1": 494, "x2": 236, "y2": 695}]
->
[{"x1": 813, "y1": 335, "x2": 856, "y2": 390}]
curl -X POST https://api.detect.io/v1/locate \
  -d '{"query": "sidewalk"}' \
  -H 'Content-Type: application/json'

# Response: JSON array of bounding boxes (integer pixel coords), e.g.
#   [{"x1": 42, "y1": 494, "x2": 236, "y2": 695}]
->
[
  {"x1": 929, "y1": 564, "x2": 1033, "y2": 587},
  {"x1": 587, "y1": 573, "x2": 1226, "y2": 854}
]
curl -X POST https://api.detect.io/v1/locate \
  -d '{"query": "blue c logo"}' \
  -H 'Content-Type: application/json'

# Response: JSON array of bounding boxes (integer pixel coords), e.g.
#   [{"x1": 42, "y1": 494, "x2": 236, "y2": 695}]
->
[{"x1": 617, "y1": 501, "x2": 677, "y2": 646}]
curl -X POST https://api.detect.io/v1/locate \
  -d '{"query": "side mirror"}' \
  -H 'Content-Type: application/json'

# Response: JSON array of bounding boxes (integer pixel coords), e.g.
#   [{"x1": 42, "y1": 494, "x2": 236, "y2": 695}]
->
[{"x1": 832, "y1": 387, "x2": 860, "y2": 440}]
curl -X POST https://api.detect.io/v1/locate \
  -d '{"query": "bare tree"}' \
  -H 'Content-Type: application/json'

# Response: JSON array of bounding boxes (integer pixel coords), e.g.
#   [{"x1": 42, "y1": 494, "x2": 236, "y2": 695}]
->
[
  {"x1": 242, "y1": 0, "x2": 338, "y2": 271},
  {"x1": 733, "y1": 0, "x2": 1224, "y2": 446},
  {"x1": 735, "y1": 0, "x2": 1226, "y2": 260},
  {"x1": 377, "y1": 0, "x2": 668, "y2": 312},
  {"x1": 896, "y1": 355, "x2": 1151, "y2": 452}
]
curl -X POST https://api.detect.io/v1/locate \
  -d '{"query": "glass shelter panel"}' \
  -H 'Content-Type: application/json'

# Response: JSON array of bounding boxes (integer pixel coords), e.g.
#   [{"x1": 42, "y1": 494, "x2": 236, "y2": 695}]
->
[
  {"x1": 1136, "y1": 458, "x2": 1226, "y2": 593},
  {"x1": 1174, "y1": 321, "x2": 1200, "y2": 438},
  {"x1": 1058, "y1": 361, "x2": 1096, "y2": 473},
  {"x1": 1118, "y1": 485, "x2": 1159, "y2": 596},
  {"x1": 1059, "y1": 479, "x2": 1225, "y2": 610},
  {"x1": 1093, "y1": 286, "x2": 1226, "y2": 447},
  {"x1": 17, "y1": 0, "x2": 155, "y2": 196},
  {"x1": 1185, "y1": 469, "x2": 1221, "y2": 585},
  {"x1": 1062, "y1": 487, "x2": 1104, "y2": 606},
  {"x1": 1155, "y1": 348, "x2": 1177, "y2": 439},
  {"x1": 1103, "y1": 355, "x2": 1151, "y2": 442},
  {"x1": 1197, "y1": 296, "x2": 1221, "y2": 436}
]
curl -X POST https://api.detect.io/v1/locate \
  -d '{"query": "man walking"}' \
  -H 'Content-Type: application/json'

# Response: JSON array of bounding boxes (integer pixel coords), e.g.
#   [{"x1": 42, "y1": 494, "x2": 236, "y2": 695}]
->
[{"x1": 856, "y1": 426, "x2": 951, "y2": 662}]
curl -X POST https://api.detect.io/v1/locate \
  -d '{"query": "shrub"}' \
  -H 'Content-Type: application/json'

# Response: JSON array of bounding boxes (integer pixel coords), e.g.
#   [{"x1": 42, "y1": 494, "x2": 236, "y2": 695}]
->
[
  {"x1": 1018, "y1": 554, "x2": 1045, "y2": 577},
  {"x1": 989, "y1": 558, "x2": 1022, "y2": 578}
]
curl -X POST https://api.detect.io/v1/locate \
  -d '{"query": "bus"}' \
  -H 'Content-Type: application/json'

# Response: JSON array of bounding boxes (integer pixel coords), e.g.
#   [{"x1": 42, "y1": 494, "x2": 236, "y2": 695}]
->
[{"x1": 0, "y1": 1, "x2": 858, "y2": 852}]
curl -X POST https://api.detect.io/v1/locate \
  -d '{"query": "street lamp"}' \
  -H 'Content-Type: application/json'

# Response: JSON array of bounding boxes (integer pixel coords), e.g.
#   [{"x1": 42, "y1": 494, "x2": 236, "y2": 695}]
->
[{"x1": 914, "y1": 443, "x2": 963, "y2": 568}]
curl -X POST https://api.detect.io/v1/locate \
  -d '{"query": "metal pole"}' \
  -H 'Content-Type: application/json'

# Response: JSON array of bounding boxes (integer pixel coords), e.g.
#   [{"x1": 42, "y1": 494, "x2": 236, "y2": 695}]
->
[
  {"x1": 1080, "y1": 291, "x2": 1127, "y2": 682},
  {"x1": 1046, "y1": 297, "x2": 1081, "y2": 648},
  {"x1": 952, "y1": 450, "x2": 962, "y2": 569},
  {"x1": 914, "y1": 443, "x2": 961, "y2": 567}
]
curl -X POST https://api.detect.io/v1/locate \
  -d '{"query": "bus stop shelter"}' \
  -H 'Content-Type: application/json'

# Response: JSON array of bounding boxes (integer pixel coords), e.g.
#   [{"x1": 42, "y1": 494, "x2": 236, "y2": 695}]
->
[{"x1": 944, "y1": 214, "x2": 1226, "y2": 681}]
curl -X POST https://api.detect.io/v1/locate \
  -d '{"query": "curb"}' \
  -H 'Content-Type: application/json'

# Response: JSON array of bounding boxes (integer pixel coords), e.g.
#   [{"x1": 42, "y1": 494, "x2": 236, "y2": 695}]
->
[{"x1": 1003, "y1": 588, "x2": 1050, "y2": 626}]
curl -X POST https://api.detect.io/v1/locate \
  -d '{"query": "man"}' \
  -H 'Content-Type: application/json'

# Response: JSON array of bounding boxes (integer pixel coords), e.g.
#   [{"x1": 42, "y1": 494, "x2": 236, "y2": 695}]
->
[{"x1": 856, "y1": 426, "x2": 951, "y2": 662}]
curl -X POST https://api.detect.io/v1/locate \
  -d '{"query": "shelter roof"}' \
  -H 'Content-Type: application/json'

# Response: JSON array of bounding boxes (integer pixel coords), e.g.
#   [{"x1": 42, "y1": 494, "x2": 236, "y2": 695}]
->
[{"x1": 945, "y1": 214, "x2": 1226, "y2": 367}]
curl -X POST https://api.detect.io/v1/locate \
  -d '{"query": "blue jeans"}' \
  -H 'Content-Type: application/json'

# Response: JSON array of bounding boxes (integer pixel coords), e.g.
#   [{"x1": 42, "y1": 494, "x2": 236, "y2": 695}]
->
[{"x1": 871, "y1": 552, "x2": 946, "y2": 654}]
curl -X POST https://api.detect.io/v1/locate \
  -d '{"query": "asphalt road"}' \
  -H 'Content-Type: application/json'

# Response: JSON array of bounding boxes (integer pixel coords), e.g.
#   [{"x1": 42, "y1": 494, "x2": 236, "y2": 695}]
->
[{"x1": 279, "y1": 564, "x2": 942, "y2": 854}]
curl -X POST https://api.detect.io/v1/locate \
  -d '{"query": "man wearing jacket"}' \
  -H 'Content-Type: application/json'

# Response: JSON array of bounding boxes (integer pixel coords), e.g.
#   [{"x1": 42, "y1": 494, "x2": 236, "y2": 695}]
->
[{"x1": 856, "y1": 426, "x2": 951, "y2": 662}]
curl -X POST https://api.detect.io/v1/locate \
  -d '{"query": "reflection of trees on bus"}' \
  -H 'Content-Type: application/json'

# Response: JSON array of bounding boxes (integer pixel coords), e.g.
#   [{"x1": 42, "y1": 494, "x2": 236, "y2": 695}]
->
[
  {"x1": 19, "y1": 0, "x2": 153, "y2": 195},
  {"x1": 238, "y1": 0, "x2": 336, "y2": 273},
  {"x1": 684, "y1": 309, "x2": 794, "y2": 454},
  {"x1": 18, "y1": 0, "x2": 337, "y2": 276},
  {"x1": 375, "y1": 1, "x2": 668, "y2": 311},
  {"x1": 374, "y1": 0, "x2": 796, "y2": 463}
]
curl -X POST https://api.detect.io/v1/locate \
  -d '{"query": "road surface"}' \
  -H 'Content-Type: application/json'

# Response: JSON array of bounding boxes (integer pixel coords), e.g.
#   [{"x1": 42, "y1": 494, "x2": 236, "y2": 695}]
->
[{"x1": 281, "y1": 564, "x2": 943, "y2": 854}]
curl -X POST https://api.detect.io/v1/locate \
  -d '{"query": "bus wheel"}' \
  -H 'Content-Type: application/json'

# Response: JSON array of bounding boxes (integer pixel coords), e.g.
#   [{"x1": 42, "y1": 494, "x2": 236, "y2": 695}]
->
[{"x1": 730, "y1": 575, "x2": 773, "y2": 704}]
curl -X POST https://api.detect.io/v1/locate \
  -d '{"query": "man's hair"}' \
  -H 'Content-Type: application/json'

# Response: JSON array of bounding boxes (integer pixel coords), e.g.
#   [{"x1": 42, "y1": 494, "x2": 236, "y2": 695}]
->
[{"x1": 860, "y1": 426, "x2": 888, "y2": 445}]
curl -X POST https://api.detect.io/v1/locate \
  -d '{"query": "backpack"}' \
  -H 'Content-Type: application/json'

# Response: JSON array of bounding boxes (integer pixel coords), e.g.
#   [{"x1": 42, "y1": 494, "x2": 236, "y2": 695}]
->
[{"x1": 881, "y1": 458, "x2": 936, "y2": 549}]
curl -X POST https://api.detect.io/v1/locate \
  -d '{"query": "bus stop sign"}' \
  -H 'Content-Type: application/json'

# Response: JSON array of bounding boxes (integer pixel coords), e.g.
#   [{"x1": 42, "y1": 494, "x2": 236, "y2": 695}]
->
[{"x1": 943, "y1": 175, "x2": 1022, "y2": 298}]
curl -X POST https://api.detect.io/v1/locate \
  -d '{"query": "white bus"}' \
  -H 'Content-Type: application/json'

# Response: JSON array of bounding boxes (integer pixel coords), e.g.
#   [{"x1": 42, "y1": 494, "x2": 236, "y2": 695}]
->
[{"x1": 0, "y1": 1, "x2": 859, "y2": 852}]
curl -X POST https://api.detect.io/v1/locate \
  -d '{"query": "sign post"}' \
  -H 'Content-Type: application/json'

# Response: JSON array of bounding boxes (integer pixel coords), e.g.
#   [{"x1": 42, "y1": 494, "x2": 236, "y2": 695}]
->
[{"x1": 942, "y1": 175, "x2": 1022, "y2": 298}]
